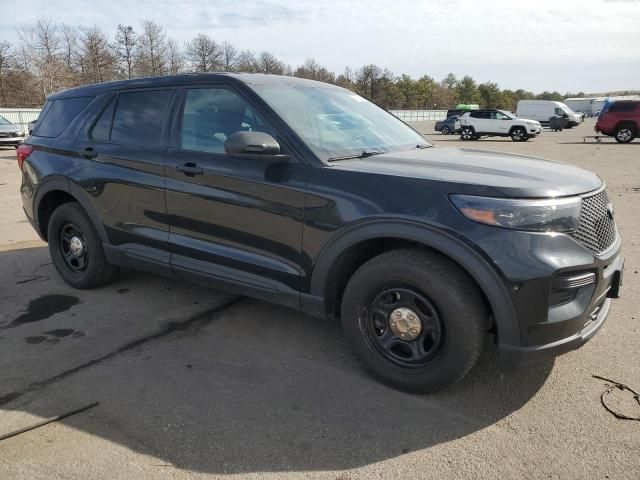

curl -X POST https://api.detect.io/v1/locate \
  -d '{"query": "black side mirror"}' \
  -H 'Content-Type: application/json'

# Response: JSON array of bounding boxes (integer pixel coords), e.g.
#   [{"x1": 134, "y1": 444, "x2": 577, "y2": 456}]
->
[{"x1": 224, "y1": 131, "x2": 289, "y2": 162}]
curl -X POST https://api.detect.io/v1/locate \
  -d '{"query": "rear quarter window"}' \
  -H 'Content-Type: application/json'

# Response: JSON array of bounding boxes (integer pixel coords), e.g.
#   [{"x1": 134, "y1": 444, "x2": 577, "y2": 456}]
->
[
  {"x1": 609, "y1": 102, "x2": 639, "y2": 113},
  {"x1": 35, "y1": 97, "x2": 92, "y2": 137}
]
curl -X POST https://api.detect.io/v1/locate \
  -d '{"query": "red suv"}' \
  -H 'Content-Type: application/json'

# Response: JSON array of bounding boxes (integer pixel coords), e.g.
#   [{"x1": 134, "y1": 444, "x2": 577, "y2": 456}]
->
[{"x1": 595, "y1": 100, "x2": 640, "y2": 143}]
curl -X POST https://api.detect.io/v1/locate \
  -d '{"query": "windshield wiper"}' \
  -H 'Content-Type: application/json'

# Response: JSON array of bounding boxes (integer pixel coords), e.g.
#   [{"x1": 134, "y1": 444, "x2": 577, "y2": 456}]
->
[
  {"x1": 327, "y1": 150, "x2": 384, "y2": 162},
  {"x1": 414, "y1": 143, "x2": 432, "y2": 149}
]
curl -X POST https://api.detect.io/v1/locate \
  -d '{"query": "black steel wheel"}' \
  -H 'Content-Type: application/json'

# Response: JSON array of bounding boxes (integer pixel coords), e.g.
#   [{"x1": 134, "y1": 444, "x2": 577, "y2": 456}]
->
[
  {"x1": 59, "y1": 223, "x2": 88, "y2": 272},
  {"x1": 341, "y1": 248, "x2": 487, "y2": 393},
  {"x1": 48, "y1": 202, "x2": 118, "y2": 289},
  {"x1": 365, "y1": 288, "x2": 444, "y2": 369}
]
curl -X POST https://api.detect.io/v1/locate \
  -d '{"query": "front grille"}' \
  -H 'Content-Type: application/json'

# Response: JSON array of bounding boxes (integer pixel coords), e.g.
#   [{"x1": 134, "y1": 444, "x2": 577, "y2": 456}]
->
[{"x1": 568, "y1": 190, "x2": 617, "y2": 255}]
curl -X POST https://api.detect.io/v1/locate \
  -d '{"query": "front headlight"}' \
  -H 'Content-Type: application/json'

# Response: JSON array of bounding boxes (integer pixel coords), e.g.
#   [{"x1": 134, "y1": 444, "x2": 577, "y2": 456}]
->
[{"x1": 450, "y1": 194, "x2": 581, "y2": 232}]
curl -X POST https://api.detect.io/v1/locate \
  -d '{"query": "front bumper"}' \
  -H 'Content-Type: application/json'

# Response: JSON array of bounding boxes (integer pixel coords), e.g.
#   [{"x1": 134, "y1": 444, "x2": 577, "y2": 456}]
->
[
  {"x1": 498, "y1": 246, "x2": 623, "y2": 370},
  {"x1": 0, "y1": 136, "x2": 24, "y2": 146}
]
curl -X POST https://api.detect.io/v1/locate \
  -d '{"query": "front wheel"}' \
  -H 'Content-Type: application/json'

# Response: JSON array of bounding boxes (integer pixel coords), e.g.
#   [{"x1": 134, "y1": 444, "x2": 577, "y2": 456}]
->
[
  {"x1": 48, "y1": 202, "x2": 118, "y2": 289},
  {"x1": 441, "y1": 126, "x2": 451, "y2": 135},
  {"x1": 510, "y1": 127, "x2": 527, "y2": 142},
  {"x1": 340, "y1": 249, "x2": 487, "y2": 393}
]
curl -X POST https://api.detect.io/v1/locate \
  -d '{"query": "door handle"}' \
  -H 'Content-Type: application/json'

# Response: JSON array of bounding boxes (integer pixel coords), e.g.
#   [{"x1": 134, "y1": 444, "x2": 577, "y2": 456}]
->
[
  {"x1": 176, "y1": 162, "x2": 203, "y2": 176},
  {"x1": 80, "y1": 147, "x2": 98, "y2": 159}
]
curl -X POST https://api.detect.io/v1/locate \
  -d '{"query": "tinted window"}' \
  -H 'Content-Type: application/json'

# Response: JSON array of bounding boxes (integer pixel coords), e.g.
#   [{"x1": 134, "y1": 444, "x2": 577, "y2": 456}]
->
[
  {"x1": 181, "y1": 88, "x2": 276, "y2": 154},
  {"x1": 36, "y1": 97, "x2": 92, "y2": 137},
  {"x1": 609, "y1": 102, "x2": 638, "y2": 113},
  {"x1": 111, "y1": 90, "x2": 173, "y2": 147},
  {"x1": 471, "y1": 111, "x2": 489, "y2": 119},
  {"x1": 91, "y1": 97, "x2": 116, "y2": 141}
]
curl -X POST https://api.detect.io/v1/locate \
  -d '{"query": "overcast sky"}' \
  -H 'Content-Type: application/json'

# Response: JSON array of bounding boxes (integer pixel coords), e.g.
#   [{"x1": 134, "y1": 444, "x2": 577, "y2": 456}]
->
[{"x1": 2, "y1": 0, "x2": 640, "y2": 93}]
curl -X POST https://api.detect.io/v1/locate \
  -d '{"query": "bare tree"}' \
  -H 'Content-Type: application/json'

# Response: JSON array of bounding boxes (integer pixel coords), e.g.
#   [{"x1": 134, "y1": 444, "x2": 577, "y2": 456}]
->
[
  {"x1": 256, "y1": 51, "x2": 286, "y2": 74},
  {"x1": 115, "y1": 24, "x2": 137, "y2": 79},
  {"x1": 294, "y1": 58, "x2": 335, "y2": 83},
  {"x1": 0, "y1": 41, "x2": 13, "y2": 105},
  {"x1": 136, "y1": 20, "x2": 167, "y2": 76},
  {"x1": 78, "y1": 26, "x2": 117, "y2": 83},
  {"x1": 221, "y1": 41, "x2": 238, "y2": 72},
  {"x1": 60, "y1": 24, "x2": 78, "y2": 72},
  {"x1": 185, "y1": 33, "x2": 222, "y2": 72},
  {"x1": 235, "y1": 50, "x2": 258, "y2": 73},
  {"x1": 17, "y1": 18, "x2": 67, "y2": 101},
  {"x1": 166, "y1": 39, "x2": 184, "y2": 74}
]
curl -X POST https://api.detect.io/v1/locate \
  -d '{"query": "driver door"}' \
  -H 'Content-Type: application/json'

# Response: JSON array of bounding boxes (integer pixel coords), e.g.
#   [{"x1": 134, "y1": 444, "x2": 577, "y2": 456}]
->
[{"x1": 164, "y1": 85, "x2": 308, "y2": 308}]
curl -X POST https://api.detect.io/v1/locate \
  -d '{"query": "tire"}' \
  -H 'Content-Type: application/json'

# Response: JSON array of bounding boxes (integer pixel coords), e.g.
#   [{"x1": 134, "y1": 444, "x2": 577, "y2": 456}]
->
[
  {"x1": 48, "y1": 202, "x2": 118, "y2": 289},
  {"x1": 614, "y1": 124, "x2": 637, "y2": 144},
  {"x1": 510, "y1": 127, "x2": 527, "y2": 142},
  {"x1": 441, "y1": 126, "x2": 451, "y2": 135},
  {"x1": 460, "y1": 126, "x2": 475, "y2": 141},
  {"x1": 340, "y1": 248, "x2": 487, "y2": 394}
]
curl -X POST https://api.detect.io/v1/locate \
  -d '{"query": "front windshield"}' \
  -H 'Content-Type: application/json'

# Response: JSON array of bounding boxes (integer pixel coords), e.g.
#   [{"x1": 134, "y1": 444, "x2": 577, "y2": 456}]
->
[
  {"x1": 250, "y1": 84, "x2": 430, "y2": 161},
  {"x1": 0, "y1": 115, "x2": 12, "y2": 126}
]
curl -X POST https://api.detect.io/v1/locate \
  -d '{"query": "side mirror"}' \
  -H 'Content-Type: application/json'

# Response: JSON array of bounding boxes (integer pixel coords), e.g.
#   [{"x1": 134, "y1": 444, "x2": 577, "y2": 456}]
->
[{"x1": 224, "y1": 131, "x2": 289, "y2": 162}]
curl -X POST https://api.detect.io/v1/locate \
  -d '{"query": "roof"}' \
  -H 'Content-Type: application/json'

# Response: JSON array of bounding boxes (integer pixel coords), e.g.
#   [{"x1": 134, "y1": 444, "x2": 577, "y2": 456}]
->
[{"x1": 48, "y1": 73, "x2": 340, "y2": 100}]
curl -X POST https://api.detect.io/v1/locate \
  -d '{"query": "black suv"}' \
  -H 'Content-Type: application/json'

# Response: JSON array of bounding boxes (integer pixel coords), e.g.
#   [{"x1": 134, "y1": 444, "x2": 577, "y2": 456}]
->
[{"x1": 19, "y1": 74, "x2": 623, "y2": 393}]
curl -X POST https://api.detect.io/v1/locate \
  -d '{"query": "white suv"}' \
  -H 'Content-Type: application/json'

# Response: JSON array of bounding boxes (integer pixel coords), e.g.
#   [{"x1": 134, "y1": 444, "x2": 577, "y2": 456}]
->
[{"x1": 459, "y1": 110, "x2": 542, "y2": 142}]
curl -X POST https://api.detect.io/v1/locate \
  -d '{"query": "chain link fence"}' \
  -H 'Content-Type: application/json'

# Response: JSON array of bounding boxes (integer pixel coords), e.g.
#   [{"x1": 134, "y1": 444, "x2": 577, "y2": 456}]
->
[
  {"x1": 0, "y1": 108, "x2": 42, "y2": 134},
  {"x1": 390, "y1": 110, "x2": 448, "y2": 122}
]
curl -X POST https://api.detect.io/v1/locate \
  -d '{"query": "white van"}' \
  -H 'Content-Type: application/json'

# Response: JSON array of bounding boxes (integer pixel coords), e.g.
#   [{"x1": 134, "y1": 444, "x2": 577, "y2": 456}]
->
[{"x1": 516, "y1": 100, "x2": 582, "y2": 127}]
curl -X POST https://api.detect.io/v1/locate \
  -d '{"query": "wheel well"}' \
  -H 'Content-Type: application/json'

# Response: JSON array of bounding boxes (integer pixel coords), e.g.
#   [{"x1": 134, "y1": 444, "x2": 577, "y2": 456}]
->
[
  {"x1": 509, "y1": 125, "x2": 525, "y2": 134},
  {"x1": 37, "y1": 190, "x2": 78, "y2": 241},
  {"x1": 615, "y1": 120, "x2": 638, "y2": 132},
  {"x1": 322, "y1": 238, "x2": 493, "y2": 327}
]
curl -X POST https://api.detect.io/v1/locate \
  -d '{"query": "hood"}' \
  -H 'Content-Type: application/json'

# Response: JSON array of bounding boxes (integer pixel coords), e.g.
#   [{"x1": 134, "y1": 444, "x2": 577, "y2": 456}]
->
[
  {"x1": 0, "y1": 124, "x2": 21, "y2": 134},
  {"x1": 329, "y1": 147, "x2": 603, "y2": 198}
]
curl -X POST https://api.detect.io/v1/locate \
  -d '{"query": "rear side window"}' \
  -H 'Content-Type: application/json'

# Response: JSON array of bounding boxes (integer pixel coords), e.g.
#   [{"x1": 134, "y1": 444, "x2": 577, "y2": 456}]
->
[
  {"x1": 470, "y1": 111, "x2": 489, "y2": 119},
  {"x1": 110, "y1": 90, "x2": 173, "y2": 147},
  {"x1": 36, "y1": 97, "x2": 92, "y2": 137},
  {"x1": 609, "y1": 102, "x2": 638, "y2": 113}
]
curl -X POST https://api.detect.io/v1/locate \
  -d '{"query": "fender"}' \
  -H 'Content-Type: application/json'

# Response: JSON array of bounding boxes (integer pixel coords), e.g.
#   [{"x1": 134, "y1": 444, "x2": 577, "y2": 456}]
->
[
  {"x1": 33, "y1": 176, "x2": 109, "y2": 244},
  {"x1": 308, "y1": 219, "x2": 521, "y2": 346}
]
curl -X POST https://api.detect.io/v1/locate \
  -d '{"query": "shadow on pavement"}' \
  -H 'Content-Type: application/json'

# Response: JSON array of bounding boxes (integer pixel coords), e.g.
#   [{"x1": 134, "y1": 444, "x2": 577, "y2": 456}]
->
[{"x1": 0, "y1": 246, "x2": 554, "y2": 474}]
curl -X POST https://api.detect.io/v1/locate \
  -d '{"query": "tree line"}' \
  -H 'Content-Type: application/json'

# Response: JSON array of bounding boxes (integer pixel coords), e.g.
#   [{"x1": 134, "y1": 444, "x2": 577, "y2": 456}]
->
[{"x1": 0, "y1": 18, "x2": 588, "y2": 110}]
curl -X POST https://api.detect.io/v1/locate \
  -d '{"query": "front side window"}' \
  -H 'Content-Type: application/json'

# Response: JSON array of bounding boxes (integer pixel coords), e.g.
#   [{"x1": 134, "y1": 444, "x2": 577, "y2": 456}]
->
[
  {"x1": 181, "y1": 88, "x2": 276, "y2": 154},
  {"x1": 110, "y1": 90, "x2": 173, "y2": 147},
  {"x1": 250, "y1": 84, "x2": 429, "y2": 162}
]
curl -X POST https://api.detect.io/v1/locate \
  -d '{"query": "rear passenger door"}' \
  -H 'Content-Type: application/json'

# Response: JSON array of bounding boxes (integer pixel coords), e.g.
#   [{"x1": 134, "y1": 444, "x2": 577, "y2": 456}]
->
[
  {"x1": 164, "y1": 85, "x2": 307, "y2": 308},
  {"x1": 71, "y1": 88, "x2": 176, "y2": 273},
  {"x1": 470, "y1": 111, "x2": 491, "y2": 133}
]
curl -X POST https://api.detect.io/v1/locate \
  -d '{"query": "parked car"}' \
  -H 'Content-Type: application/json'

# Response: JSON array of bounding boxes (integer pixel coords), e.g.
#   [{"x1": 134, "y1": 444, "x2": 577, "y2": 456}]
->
[
  {"x1": 458, "y1": 109, "x2": 542, "y2": 141},
  {"x1": 0, "y1": 115, "x2": 26, "y2": 147},
  {"x1": 18, "y1": 74, "x2": 623, "y2": 393},
  {"x1": 435, "y1": 115, "x2": 460, "y2": 135},
  {"x1": 516, "y1": 100, "x2": 582, "y2": 128},
  {"x1": 595, "y1": 100, "x2": 640, "y2": 143},
  {"x1": 27, "y1": 118, "x2": 39, "y2": 135}
]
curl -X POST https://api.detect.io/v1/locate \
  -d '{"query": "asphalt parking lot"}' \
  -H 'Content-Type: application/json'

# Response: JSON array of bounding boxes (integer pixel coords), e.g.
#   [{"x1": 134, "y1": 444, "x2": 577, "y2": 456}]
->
[{"x1": 1, "y1": 120, "x2": 639, "y2": 479}]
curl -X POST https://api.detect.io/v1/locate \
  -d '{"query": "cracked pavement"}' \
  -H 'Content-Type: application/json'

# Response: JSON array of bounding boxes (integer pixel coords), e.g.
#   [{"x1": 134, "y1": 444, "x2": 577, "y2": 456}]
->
[{"x1": 1, "y1": 122, "x2": 639, "y2": 480}]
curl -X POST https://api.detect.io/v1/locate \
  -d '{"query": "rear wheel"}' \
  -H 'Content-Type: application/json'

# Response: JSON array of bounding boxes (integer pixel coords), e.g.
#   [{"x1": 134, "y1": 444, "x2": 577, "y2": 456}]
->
[
  {"x1": 48, "y1": 202, "x2": 118, "y2": 289},
  {"x1": 510, "y1": 127, "x2": 527, "y2": 142},
  {"x1": 340, "y1": 249, "x2": 487, "y2": 393},
  {"x1": 460, "y1": 126, "x2": 475, "y2": 141},
  {"x1": 614, "y1": 124, "x2": 637, "y2": 143}
]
